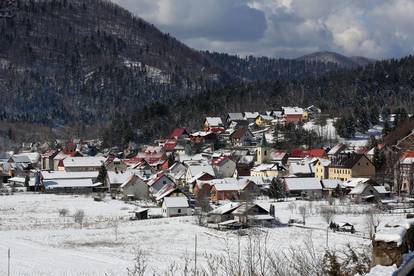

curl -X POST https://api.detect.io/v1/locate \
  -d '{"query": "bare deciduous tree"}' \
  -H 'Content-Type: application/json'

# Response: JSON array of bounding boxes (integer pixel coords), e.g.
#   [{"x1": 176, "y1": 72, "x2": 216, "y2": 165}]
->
[
  {"x1": 320, "y1": 206, "x2": 336, "y2": 225},
  {"x1": 366, "y1": 207, "x2": 381, "y2": 240},
  {"x1": 127, "y1": 247, "x2": 148, "y2": 276},
  {"x1": 299, "y1": 205, "x2": 307, "y2": 225},
  {"x1": 73, "y1": 209, "x2": 85, "y2": 229}
]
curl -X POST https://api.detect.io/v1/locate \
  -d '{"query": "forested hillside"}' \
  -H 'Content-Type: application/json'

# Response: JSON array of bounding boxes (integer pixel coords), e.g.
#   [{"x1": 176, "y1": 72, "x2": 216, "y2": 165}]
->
[
  {"x1": 0, "y1": 0, "x2": 411, "y2": 146},
  {"x1": 111, "y1": 55, "x2": 414, "y2": 144},
  {"x1": 0, "y1": 0, "x2": 364, "y2": 128}
]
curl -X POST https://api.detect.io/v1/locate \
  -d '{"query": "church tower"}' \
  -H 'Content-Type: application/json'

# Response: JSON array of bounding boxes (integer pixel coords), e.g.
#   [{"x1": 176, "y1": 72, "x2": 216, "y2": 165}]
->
[{"x1": 257, "y1": 133, "x2": 269, "y2": 164}]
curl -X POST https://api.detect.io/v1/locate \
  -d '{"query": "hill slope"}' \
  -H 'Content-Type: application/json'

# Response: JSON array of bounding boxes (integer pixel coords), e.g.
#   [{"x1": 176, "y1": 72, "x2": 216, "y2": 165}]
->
[
  {"x1": 0, "y1": 0, "x2": 227, "y2": 124},
  {"x1": 298, "y1": 51, "x2": 375, "y2": 68}
]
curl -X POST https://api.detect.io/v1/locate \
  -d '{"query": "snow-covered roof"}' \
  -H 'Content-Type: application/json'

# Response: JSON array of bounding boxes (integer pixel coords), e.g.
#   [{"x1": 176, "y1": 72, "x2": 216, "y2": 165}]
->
[
  {"x1": 10, "y1": 154, "x2": 31, "y2": 163},
  {"x1": 107, "y1": 170, "x2": 144, "y2": 185},
  {"x1": 290, "y1": 162, "x2": 313, "y2": 175},
  {"x1": 244, "y1": 112, "x2": 259, "y2": 119},
  {"x1": 42, "y1": 171, "x2": 99, "y2": 180},
  {"x1": 212, "y1": 178, "x2": 251, "y2": 191},
  {"x1": 374, "y1": 186, "x2": 388, "y2": 194},
  {"x1": 343, "y1": 178, "x2": 370, "y2": 188},
  {"x1": 44, "y1": 179, "x2": 100, "y2": 189},
  {"x1": 349, "y1": 183, "x2": 369, "y2": 195},
  {"x1": 285, "y1": 178, "x2": 322, "y2": 191},
  {"x1": 8, "y1": 177, "x2": 35, "y2": 186},
  {"x1": 208, "y1": 202, "x2": 242, "y2": 215},
  {"x1": 205, "y1": 117, "x2": 223, "y2": 126},
  {"x1": 227, "y1": 113, "x2": 244, "y2": 121},
  {"x1": 258, "y1": 115, "x2": 274, "y2": 121},
  {"x1": 63, "y1": 157, "x2": 106, "y2": 168},
  {"x1": 14, "y1": 152, "x2": 40, "y2": 163},
  {"x1": 321, "y1": 179, "x2": 343, "y2": 189},
  {"x1": 251, "y1": 164, "x2": 278, "y2": 172},
  {"x1": 187, "y1": 165, "x2": 215, "y2": 178},
  {"x1": 282, "y1": 106, "x2": 304, "y2": 115},
  {"x1": 163, "y1": 197, "x2": 189, "y2": 208}
]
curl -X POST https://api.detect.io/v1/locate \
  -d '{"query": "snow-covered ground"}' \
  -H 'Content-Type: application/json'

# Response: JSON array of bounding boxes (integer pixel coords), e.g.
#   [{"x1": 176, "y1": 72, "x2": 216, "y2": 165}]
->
[{"x1": 0, "y1": 194, "x2": 402, "y2": 275}]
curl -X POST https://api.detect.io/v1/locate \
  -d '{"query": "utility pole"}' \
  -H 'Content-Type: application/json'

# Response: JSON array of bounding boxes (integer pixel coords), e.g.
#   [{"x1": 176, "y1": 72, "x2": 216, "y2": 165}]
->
[
  {"x1": 194, "y1": 235, "x2": 197, "y2": 276},
  {"x1": 8, "y1": 248, "x2": 10, "y2": 276},
  {"x1": 326, "y1": 227, "x2": 329, "y2": 248}
]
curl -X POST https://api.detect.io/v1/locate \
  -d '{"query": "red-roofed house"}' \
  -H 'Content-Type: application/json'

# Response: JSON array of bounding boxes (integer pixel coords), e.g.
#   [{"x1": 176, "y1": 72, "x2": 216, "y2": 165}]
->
[
  {"x1": 212, "y1": 157, "x2": 237, "y2": 178},
  {"x1": 169, "y1": 128, "x2": 189, "y2": 140},
  {"x1": 291, "y1": 148, "x2": 327, "y2": 159},
  {"x1": 230, "y1": 128, "x2": 254, "y2": 147}
]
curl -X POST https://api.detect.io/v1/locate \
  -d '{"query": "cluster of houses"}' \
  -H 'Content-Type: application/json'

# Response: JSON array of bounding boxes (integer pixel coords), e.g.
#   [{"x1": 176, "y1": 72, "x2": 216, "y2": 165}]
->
[{"x1": 1, "y1": 106, "x2": 414, "y2": 226}]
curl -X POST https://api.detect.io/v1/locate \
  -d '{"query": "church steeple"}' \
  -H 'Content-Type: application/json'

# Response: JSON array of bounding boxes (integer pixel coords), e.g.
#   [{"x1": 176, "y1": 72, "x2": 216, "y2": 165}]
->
[{"x1": 260, "y1": 133, "x2": 268, "y2": 147}]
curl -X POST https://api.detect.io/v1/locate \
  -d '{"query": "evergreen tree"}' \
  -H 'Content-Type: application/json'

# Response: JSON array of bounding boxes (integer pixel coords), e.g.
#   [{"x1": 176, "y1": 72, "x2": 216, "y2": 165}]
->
[
  {"x1": 372, "y1": 147, "x2": 386, "y2": 170},
  {"x1": 269, "y1": 177, "x2": 285, "y2": 199}
]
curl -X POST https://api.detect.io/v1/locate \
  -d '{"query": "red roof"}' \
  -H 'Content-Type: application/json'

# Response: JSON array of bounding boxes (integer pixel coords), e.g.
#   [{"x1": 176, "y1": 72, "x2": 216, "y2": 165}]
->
[
  {"x1": 230, "y1": 128, "x2": 249, "y2": 139},
  {"x1": 401, "y1": 150, "x2": 414, "y2": 160},
  {"x1": 169, "y1": 128, "x2": 188, "y2": 139},
  {"x1": 212, "y1": 156, "x2": 230, "y2": 166},
  {"x1": 163, "y1": 140, "x2": 177, "y2": 152},
  {"x1": 209, "y1": 127, "x2": 224, "y2": 134},
  {"x1": 291, "y1": 148, "x2": 326, "y2": 158}
]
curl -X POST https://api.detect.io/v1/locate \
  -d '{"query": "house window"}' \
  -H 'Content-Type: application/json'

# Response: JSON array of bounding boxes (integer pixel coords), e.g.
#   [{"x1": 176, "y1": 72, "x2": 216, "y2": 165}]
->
[
  {"x1": 163, "y1": 180, "x2": 166, "y2": 184},
  {"x1": 264, "y1": 150, "x2": 267, "y2": 156},
  {"x1": 178, "y1": 209, "x2": 181, "y2": 214}
]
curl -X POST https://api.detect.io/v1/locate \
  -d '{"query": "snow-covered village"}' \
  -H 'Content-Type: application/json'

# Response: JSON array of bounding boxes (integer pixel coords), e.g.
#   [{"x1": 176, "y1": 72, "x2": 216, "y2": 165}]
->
[
  {"x1": 2, "y1": 0, "x2": 414, "y2": 275},
  {"x1": 1, "y1": 105, "x2": 414, "y2": 275}
]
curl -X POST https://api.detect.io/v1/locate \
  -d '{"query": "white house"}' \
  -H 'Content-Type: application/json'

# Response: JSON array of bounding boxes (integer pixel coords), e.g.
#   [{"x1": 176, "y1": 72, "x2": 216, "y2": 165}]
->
[
  {"x1": 212, "y1": 157, "x2": 236, "y2": 178},
  {"x1": 162, "y1": 197, "x2": 190, "y2": 217},
  {"x1": 63, "y1": 157, "x2": 106, "y2": 172},
  {"x1": 119, "y1": 174, "x2": 149, "y2": 200},
  {"x1": 284, "y1": 177, "x2": 323, "y2": 198}
]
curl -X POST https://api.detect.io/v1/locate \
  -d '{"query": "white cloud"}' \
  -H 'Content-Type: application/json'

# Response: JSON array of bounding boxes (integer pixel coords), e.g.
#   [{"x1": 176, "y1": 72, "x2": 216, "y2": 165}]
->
[{"x1": 111, "y1": 0, "x2": 414, "y2": 59}]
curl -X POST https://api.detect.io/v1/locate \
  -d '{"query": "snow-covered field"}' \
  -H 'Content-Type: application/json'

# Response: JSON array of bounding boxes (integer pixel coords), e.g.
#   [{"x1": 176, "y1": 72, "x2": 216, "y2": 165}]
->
[{"x1": 0, "y1": 194, "x2": 403, "y2": 275}]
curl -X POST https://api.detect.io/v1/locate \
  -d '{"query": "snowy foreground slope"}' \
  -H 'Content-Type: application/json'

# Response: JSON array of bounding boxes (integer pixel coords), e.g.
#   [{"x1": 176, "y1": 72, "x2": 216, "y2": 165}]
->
[{"x1": 0, "y1": 194, "x2": 401, "y2": 275}]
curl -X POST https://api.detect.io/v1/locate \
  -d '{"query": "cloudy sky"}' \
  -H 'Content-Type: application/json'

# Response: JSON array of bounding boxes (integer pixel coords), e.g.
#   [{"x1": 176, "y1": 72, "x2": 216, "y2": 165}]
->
[{"x1": 112, "y1": 0, "x2": 414, "y2": 59}]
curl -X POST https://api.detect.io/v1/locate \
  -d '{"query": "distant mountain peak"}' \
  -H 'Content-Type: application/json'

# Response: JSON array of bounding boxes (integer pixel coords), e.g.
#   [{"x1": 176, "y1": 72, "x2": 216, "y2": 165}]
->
[{"x1": 297, "y1": 51, "x2": 375, "y2": 68}]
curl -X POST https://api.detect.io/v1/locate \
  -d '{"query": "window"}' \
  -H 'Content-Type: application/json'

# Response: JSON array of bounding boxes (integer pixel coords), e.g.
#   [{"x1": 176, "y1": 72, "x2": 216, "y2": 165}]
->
[
  {"x1": 178, "y1": 209, "x2": 181, "y2": 214},
  {"x1": 163, "y1": 180, "x2": 166, "y2": 184}
]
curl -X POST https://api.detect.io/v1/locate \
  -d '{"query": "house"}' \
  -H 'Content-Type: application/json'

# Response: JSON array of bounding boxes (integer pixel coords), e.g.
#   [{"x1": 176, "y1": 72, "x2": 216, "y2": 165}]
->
[
  {"x1": 119, "y1": 174, "x2": 149, "y2": 200},
  {"x1": 244, "y1": 112, "x2": 260, "y2": 123},
  {"x1": 43, "y1": 179, "x2": 102, "y2": 193},
  {"x1": 398, "y1": 150, "x2": 414, "y2": 195},
  {"x1": 321, "y1": 179, "x2": 344, "y2": 197},
  {"x1": 105, "y1": 156, "x2": 127, "y2": 172},
  {"x1": 226, "y1": 113, "x2": 246, "y2": 126},
  {"x1": 289, "y1": 159, "x2": 315, "y2": 177},
  {"x1": 203, "y1": 117, "x2": 224, "y2": 131},
  {"x1": 212, "y1": 157, "x2": 236, "y2": 178},
  {"x1": 314, "y1": 158, "x2": 331, "y2": 180},
  {"x1": 327, "y1": 144, "x2": 346, "y2": 159},
  {"x1": 169, "y1": 128, "x2": 189, "y2": 140},
  {"x1": 162, "y1": 197, "x2": 190, "y2": 217},
  {"x1": 251, "y1": 163, "x2": 287, "y2": 177},
  {"x1": 284, "y1": 177, "x2": 323, "y2": 199},
  {"x1": 232, "y1": 202, "x2": 275, "y2": 226},
  {"x1": 207, "y1": 202, "x2": 242, "y2": 223},
  {"x1": 154, "y1": 183, "x2": 187, "y2": 202},
  {"x1": 168, "y1": 162, "x2": 188, "y2": 184},
  {"x1": 282, "y1": 107, "x2": 305, "y2": 123},
  {"x1": 349, "y1": 181, "x2": 389, "y2": 203},
  {"x1": 210, "y1": 178, "x2": 258, "y2": 202},
  {"x1": 53, "y1": 151, "x2": 68, "y2": 171},
  {"x1": 42, "y1": 171, "x2": 99, "y2": 181},
  {"x1": 147, "y1": 172, "x2": 176, "y2": 194},
  {"x1": 255, "y1": 114, "x2": 274, "y2": 126},
  {"x1": 328, "y1": 153, "x2": 375, "y2": 181},
  {"x1": 62, "y1": 157, "x2": 106, "y2": 172},
  {"x1": 229, "y1": 128, "x2": 254, "y2": 147},
  {"x1": 107, "y1": 170, "x2": 146, "y2": 192},
  {"x1": 236, "y1": 155, "x2": 255, "y2": 176},
  {"x1": 186, "y1": 164, "x2": 215, "y2": 184},
  {"x1": 189, "y1": 131, "x2": 218, "y2": 144},
  {"x1": 41, "y1": 150, "x2": 60, "y2": 170},
  {"x1": 290, "y1": 148, "x2": 327, "y2": 159}
]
